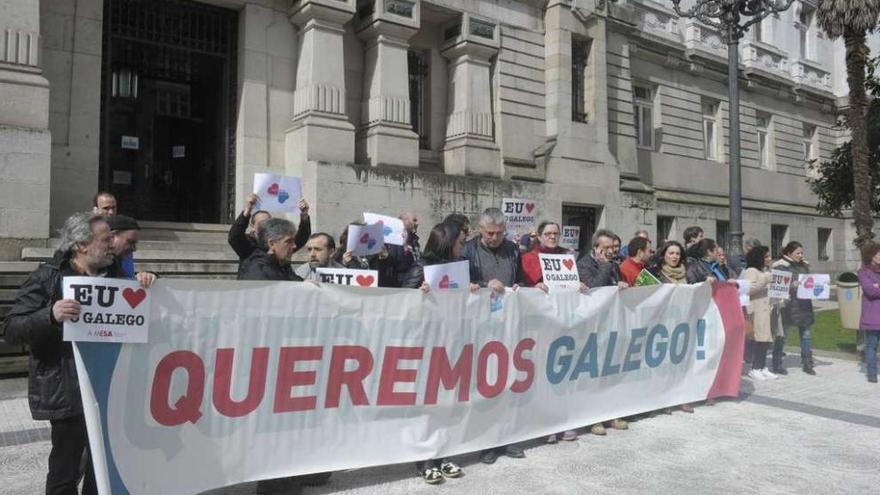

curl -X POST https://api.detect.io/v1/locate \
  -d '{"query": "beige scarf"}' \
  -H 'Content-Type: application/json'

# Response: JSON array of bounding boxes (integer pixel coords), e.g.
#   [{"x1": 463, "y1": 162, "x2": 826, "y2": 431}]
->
[{"x1": 661, "y1": 263, "x2": 687, "y2": 284}]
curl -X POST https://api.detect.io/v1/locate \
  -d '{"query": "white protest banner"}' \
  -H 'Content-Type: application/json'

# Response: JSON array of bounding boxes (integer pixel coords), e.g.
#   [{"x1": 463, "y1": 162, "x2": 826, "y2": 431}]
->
[
  {"x1": 253, "y1": 173, "x2": 302, "y2": 214},
  {"x1": 316, "y1": 268, "x2": 379, "y2": 287},
  {"x1": 74, "y1": 280, "x2": 744, "y2": 495},
  {"x1": 62, "y1": 277, "x2": 150, "y2": 343},
  {"x1": 423, "y1": 260, "x2": 470, "y2": 289},
  {"x1": 768, "y1": 269, "x2": 792, "y2": 300},
  {"x1": 560, "y1": 226, "x2": 580, "y2": 252},
  {"x1": 736, "y1": 279, "x2": 751, "y2": 307},
  {"x1": 797, "y1": 273, "x2": 831, "y2": 300},
  {"x1": 501, "y1": 198, "x2": 537, "y2": 239},
  {"x1": 346, "y1": 223, "x2": 385, "y2": 257},
  {"x1": 363, "y1": 212, "x2": 406, "y2": 246},
  {"x1": 538, "y1": 253, "x2": 580, "y2": 291}
]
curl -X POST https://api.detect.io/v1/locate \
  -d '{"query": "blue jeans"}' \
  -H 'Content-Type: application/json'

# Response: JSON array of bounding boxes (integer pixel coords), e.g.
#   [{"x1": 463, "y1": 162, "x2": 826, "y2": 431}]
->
[
  {"x1": 772, "y1": 325, "x2": 813, "y2": 369},
  {"x1": 866, "y1": 330, "x2": 880, "y2": 378},
  {"x1": 797, "y1": 325, "x2": 812, "y2": 356}
]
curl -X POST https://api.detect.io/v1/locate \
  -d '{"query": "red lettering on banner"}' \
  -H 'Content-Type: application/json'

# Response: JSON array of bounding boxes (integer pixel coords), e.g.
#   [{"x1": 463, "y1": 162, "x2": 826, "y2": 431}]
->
[
  {"x1": 150, "y1": 351, "x2": 205, "y2": 426},
  {"x1": 477, "y1": 341, "x2": 509, "y2": 399},
  {"x1": 325, "y1": 345, "x2": 374, "y2": 408},
  {"x1": 510, "y1": 339, "x2": 536, "y2": 393},
  {"x1": 424, "y1": 345, "x2": 474, "y2": 404},
  {"x1": 212, "y1": 347, "x2": 270, "y2": 418},
  {"x1": 377, "y1": 346, "x2": 424, "y2": 406},
  {"x1": 273, "y1": 346, "x2": 322, "y2": 413}
]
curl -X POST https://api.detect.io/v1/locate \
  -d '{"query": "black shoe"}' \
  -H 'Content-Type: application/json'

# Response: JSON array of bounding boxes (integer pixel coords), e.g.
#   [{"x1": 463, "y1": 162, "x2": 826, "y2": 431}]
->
[
  {"x1": 256, "y1": 478, "x2": 303, "y2": 495},
  {"x1": 479, "y1": 448, "x2": 500, "y2": 464},
  {"x1": 773, "y1": 367, "x2": 788, "y2": 375},
  {"x1": 869, "y1": 375, "x2": 877, "y2": 383},
  {"x1": 504, "y1": 445, "x2": 525, "y2": 458}
]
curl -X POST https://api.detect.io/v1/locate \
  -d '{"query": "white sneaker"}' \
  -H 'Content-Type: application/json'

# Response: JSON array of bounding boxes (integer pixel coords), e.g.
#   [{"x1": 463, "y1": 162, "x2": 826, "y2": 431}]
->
[
  {"x1": 748, "y1": 369, "x2": 767, "y2": 381},
  {"x1": 761, "y1": 368, "x2": 779, "y2": 380}
]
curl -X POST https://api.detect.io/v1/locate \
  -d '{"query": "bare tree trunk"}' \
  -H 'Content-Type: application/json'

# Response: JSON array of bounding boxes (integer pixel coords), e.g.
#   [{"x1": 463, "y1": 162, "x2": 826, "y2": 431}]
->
[{"x1": 846, "y1": 29, "x2": 874, "y2": 248}]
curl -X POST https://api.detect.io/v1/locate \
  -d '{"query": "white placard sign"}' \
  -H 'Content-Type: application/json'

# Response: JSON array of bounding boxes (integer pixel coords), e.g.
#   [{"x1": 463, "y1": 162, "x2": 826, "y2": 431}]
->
[
  {"x1": 538, "y1": 253, "x2": 580, "y2": 291},
  {"x1": 363, "y1": 212, "x2": 406, "y2": 246},
  {"x1": 768, "y1": 269, "x2": 792, "y2": 300},
  {"x1": 501, "y1": 198, "x2": 537, "y2": 238},
  {"x1": 560, "y1": 226, "x2": 581, "y2": 252},
  {"x1": 315, "y1": 268, "x2": 379, "y2": 287},
  {"x1": 121, "y1": 136, "x2": 139, "y2": 150},
  {"x1": 797, "y1": 273, "x2": 831, "y2": 300},
  {"x1": 423, "y1": 260, "x2": 470, "y2": 290},
  {"x1": 252, "y1": 173, "x2": 302, "y2": 214},
  {"x1": 346, "y1": 223, "x2": 385, "y2": 257},
  {"x1": 62, "y1": 276, "x2": 150, "y2": 343},
  {"x1": 736, "y1": 279, "x2": 751, "y2": 307}
]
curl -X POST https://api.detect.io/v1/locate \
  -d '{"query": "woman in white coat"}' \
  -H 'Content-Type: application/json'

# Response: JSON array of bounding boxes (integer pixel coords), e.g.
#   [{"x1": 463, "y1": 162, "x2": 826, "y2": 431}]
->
[{"x1": 743, "y1": 246, "x2": 778, "y2": 381}]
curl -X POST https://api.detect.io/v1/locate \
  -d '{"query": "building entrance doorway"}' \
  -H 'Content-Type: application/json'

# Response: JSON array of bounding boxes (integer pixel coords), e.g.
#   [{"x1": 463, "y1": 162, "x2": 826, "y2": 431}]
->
[{"x1": 99, "y1": 0, "x2": 238, "y2": 222}]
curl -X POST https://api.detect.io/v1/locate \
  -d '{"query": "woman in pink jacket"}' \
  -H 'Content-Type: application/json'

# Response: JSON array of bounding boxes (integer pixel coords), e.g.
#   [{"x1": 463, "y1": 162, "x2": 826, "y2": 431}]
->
[{"x1": 857, "y1": 242, "x2": 880, "y2": 383}]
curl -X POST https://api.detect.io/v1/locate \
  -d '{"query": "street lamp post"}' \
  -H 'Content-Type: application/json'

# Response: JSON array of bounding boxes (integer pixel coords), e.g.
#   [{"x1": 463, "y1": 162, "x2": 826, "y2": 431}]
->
[{"x1": 671, "y1": 0, "x2": 793, "y2": 257}]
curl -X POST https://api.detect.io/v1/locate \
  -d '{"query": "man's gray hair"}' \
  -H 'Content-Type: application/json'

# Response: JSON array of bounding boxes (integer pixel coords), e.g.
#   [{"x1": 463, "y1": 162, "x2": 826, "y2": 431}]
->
[
  {"x1": 592, "y1": 228, "x2": 616, "y2": 248},
  {"x1": 258, "y1": 218, "x2": 297, "y2": 248},
  {"x1": 56, "y1": 212, "x2": 108, "y2": 255},
  {"x1": 744, "y1": 237, "x2": 762, "y2": 249},
  {"x1": 479, "y1": 207, "x2": 506, "y2": 227}
]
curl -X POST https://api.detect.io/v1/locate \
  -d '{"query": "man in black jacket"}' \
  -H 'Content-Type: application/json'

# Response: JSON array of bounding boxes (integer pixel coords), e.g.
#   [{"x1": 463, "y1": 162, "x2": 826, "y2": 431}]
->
[
  {"x1": 3, "y1": 212, "x2": 155, "y2": 495},
  {"x1": 238, "y1": 218, "x2": 302, "y2": 282},
  {"x1": 577, "y1": 229, "x2": 628, "y2": 289},
  {"x1": 228, "y1": 193, "x2": 311, "y2": 261},
  {"x1": 461, "y1": 208, "x2": 526, "y2": 464}
]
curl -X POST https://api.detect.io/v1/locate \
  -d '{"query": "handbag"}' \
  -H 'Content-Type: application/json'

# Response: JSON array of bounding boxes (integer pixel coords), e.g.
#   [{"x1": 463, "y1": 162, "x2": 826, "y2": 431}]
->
[{"x1": 743, "y1": 310, "x2": 755, "y2": 339}]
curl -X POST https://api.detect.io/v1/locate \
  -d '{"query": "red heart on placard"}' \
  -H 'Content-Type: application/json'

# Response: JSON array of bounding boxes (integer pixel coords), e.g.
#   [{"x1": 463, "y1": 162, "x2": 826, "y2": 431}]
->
[
  {"x1": 439, "y1": 275, "x2": 451, "y2": 289},
  {"x1": 122, "y1": 288, "x2": 147, "y2": 309},
  {"x1": 359, "y1": 233, "x2": 370, "y2": 244},
  {"x1": 803, "y1": 276, "x2": 814, "y2": 289},
  {"x1": 783, "y1": 275, "x2": 791, "y2": 285},
  {"x1": 562, "y1": 258, "x2": 574, "y2": 271},
  {"x1": 267, "y1": 183, "x2": 279, "y2": 196},
  {"x1": 355, "y1": 275, "x2": 374, "y2": 287},
  {"x1": 525, "y1": 203, "x2": 535, "y2": 214}
]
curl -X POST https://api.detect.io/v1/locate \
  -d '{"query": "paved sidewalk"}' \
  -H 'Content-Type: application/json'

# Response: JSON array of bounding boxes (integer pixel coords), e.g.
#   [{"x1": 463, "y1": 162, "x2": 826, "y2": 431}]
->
[{"x1": 0, "y1": 353, "x2": 877, "y2": 495}]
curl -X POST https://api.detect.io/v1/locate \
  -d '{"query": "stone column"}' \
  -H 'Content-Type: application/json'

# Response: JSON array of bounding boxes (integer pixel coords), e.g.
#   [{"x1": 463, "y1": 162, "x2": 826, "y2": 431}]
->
[
  {"x1": 285, "y1": 0, "x2": 357, "y2": 170},
  {"x1": 441, "y1": 14, "x2": 500, "y2": 177},
  {"x1": 0, "y1": 0, "x2": 51, "y2": 256},
  {"x1": 356, "y1": 0, "x2": 420, "y2": 167}
]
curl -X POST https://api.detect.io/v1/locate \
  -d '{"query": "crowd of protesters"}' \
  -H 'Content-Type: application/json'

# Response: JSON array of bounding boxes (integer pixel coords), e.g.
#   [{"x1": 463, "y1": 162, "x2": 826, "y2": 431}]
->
[{"x1": 3, "y1": 191, "x2": 878, "y2": 495}]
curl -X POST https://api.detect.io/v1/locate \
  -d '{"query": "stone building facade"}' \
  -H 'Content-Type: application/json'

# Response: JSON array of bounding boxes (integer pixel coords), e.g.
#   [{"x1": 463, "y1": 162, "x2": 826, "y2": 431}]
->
[{"x1": 0, "y1": 0, "x2": 865, "y2": 272}]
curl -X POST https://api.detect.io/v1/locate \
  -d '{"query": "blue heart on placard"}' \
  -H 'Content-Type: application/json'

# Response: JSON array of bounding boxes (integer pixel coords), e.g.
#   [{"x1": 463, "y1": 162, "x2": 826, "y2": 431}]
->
[
  {"x1": 367, "y1": 239, "x2": 377, "y2": 249},
  {"x1": 278, "y1": 190, "x2": 290, "y2": 203},
  {"x1": 383, "y1": 226, "x2": 392, "y2": 236},
  {"x1": 814, "y1": 286, "x2": 823, "y2": 297}
]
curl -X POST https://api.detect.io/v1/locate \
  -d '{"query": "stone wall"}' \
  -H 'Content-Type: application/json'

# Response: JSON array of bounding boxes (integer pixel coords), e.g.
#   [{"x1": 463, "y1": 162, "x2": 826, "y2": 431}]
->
[{"x1": 0, "y1": 0, "x2": 52, "y2": 248}]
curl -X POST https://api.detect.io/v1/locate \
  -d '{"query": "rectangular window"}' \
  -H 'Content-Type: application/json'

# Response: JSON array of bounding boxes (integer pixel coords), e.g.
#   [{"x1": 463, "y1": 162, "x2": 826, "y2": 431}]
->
[
  {"x1": 716, "y1": 220, "x2": 730, "y2": 251},
  {"x1": 771, "y1": 224, "x2": 788, "y2": 258},
  {"x1": 756, "y1": 111, "x2": 773, "y2": 170},
  {"x1": 803, "y1": 123, "x2": 817, "y2": 161},
  {"x1": 798, "y1": 4, "x2": 815, "y2": 60},
  {"x1": 818, "y1": 228, "x2": 832, "y2": 261},
  {"x1": 633, "y1": 85, "x2": 654, "y2": 149},
  {"x1": 408, "y1": 50, "x2": 430, "y2": 150},
  {"x1": 819, "y1": 227, "x2": 834, "y2": 261},
  {"x1": 571, "y1": 37, "x2": 590, "y2": 123},
  {"x1": 702, "y1": 99, "x2": 719, "y2": 160},
  {"x1": 657, "y1": 216, "x2": 675, "y2": 245}
]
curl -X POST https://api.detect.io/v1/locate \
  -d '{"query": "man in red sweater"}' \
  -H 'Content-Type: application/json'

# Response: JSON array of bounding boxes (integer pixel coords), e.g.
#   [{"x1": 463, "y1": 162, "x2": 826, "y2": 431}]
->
[{"x1": 619, "y1": 236, "x2": 653, "y2": 285}]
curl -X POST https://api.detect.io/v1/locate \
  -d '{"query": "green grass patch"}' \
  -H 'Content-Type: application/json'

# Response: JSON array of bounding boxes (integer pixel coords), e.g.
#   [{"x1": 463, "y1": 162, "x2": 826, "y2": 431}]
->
[{"x1": 786, "y1": 310, "x2": 859, "y2": 354}]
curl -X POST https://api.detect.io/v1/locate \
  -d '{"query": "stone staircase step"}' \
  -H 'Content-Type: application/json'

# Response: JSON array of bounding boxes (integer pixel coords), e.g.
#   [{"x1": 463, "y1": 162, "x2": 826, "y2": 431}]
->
[
  {"x1": 22, "y1": 248, "x2": 238, "y2": 263},
  {"x1": 47, "y1": 238, "x2": 234, "y2": 252}
]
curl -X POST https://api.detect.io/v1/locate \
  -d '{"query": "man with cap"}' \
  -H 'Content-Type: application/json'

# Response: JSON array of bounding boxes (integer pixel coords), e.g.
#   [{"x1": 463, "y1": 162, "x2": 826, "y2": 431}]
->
[{"x1": 107, "y1": 215, "x2": 156, "y2": 287}]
